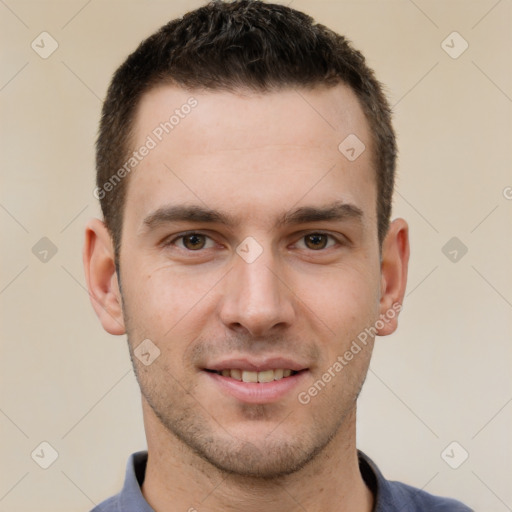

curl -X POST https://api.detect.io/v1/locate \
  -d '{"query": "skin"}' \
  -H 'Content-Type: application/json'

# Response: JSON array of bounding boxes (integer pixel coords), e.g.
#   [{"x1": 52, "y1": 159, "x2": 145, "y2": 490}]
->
[{"x1": 84, "y1": 83, "x2": 409, "y2": 512}]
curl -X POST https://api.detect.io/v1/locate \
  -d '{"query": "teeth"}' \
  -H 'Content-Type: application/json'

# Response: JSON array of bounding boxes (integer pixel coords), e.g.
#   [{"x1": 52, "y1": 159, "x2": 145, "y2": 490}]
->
[
  {"x1": 258, "y1": 370, "x2": 275, "y2": 383},
  {"x1": 242, "y1": 370, "x2": 258, "y2": 383},
  {"x1": 230, "y1": 369, "x2": 242, "y2": 381},
  {"x1": 273, "y1": 369, "x2": 284, "y2": 380},
  {"x1": 218, "y1": 369, "x2": 296, "y2": 382}
]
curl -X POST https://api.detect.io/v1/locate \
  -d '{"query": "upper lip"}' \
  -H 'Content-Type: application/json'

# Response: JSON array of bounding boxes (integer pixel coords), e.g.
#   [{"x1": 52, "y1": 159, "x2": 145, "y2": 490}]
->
[{"x1": 204, "y1": 357, "x2": 309, "y2": 372}]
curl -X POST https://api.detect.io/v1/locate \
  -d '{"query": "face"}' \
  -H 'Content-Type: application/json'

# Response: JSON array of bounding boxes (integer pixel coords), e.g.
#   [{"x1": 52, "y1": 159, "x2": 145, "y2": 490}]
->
[{"x1": 86, "y1": 83, "x2": 408, "y2": 478}]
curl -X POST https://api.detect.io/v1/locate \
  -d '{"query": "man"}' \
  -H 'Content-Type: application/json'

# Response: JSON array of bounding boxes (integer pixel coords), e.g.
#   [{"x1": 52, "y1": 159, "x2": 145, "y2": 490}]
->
[{"x1": 83, "y1": 1, "x2": 472, "y2": 510}]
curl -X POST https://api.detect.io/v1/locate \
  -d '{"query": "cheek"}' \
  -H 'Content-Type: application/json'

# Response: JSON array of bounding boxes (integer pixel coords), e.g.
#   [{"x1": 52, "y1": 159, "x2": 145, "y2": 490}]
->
[
  {"x1": 121, "y1": 265, "x2": 219, "y2": 343},
  {"x1": 299, "y1": 264, "x2": 381, "y2": 336}
]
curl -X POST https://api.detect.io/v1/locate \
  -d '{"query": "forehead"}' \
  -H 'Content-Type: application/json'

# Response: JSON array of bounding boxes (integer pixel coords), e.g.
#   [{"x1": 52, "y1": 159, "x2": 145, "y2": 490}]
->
[
  {"x1": 124, "y1": 83, "x2": 376, "y2": 230},
  {"x1": 134, "y1": 83, "x2": 370, "y2": 153}
]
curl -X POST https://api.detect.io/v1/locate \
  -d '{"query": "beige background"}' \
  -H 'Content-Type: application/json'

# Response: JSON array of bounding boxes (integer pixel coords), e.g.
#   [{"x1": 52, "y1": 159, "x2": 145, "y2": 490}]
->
[{"x1": 1, "y1": 0, "x2": 511, "y2": 510}]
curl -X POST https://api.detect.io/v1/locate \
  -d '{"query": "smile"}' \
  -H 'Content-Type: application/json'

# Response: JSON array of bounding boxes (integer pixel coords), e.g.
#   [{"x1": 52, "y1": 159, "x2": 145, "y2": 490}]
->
[
  {"x1": 203, "y1": 368, "x2": 309, "y2": 404},
  {"x1": 207, "y1": 368, "x2": 298, "y2": 382}
]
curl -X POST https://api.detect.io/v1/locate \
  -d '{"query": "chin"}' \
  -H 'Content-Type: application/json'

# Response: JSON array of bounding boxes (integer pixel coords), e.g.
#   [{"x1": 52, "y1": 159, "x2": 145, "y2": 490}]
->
[{"x1": 194, "y1": 436, "x2": 322, "y2": 479}]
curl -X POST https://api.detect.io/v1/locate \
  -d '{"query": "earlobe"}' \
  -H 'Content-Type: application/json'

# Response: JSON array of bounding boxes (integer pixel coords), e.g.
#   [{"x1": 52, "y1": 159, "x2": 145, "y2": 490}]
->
[
  {"x1": 83, "y1": 218, "x2": 126, "y2": 335},
  {"x1": 376, "y1": 218, "x2": 410, "y2": 336}
]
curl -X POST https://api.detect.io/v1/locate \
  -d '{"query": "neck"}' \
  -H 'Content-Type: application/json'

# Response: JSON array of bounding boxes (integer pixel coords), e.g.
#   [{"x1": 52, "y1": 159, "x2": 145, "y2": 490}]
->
[{"x1": 141, "y1": 401, "x2": 373, "y2": 512}]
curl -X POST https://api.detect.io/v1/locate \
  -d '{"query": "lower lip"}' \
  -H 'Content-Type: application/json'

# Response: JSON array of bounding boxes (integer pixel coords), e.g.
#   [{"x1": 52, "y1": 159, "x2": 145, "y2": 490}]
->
[{"x1": 203, "y1": 370, "x2": 308, "y2": 404}]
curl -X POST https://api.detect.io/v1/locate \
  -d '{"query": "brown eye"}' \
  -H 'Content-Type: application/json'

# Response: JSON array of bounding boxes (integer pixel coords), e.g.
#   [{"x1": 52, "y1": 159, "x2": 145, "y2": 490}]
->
[
  {"x1": 304, "y1": 233, "x2": 329, "y2": 250},
  {"x1": 182, "y1": 234, "x2": 207, "y2": 250}
]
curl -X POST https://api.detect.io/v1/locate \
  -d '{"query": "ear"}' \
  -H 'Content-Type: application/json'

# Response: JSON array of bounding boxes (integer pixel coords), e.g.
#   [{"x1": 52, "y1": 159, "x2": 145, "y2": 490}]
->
[
  {"x1": 83, "y1": 218, "x2": 126, "y2": 335},
  {"x1": 376, "y1": 218, "x2": 410, "y2": 336}
]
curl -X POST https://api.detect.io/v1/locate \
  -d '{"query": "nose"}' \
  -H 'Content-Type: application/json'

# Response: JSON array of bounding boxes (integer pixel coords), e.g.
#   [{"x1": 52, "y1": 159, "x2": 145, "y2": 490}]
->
[{"x1": 218, "y1": 247, "x2": 295, "y2": 337}]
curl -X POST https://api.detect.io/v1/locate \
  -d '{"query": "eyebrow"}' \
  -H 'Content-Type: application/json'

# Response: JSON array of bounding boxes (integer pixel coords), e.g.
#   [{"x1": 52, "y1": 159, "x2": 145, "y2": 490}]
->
[{"x1": 141, "y1": 200, "x2": 363, "y2": 232}]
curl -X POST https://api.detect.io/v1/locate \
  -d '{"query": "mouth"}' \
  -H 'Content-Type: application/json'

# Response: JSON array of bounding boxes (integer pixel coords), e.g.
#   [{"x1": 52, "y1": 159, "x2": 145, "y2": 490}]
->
[
  {"x1": 202, "y1": 359, "x2": 309, "y2": 404},
  {"x1": 204, "y1": 368, "x2": 300, "y2": 383}
]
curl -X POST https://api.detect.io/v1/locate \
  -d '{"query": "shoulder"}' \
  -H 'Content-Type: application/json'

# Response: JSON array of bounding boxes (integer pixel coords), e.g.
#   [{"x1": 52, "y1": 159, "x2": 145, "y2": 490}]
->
[
  {"x1": 89, "y1": 494, "x2": 120, "y2": 512},
  {"x1": 383, "y1": 479, "x2": 474, "y2": 511},
  {"x1": 88, "y1": 451, "x2": 149, "y2": 512},
  {"x1": 357, "y1": 450, "x2": 473, "y2": 512}
]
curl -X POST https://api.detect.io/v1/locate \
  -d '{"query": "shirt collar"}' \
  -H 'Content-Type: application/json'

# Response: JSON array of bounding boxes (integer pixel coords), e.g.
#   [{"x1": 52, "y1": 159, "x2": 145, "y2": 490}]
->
[
  {"x1": 118, "y1": 451, "x2": 154, "y2": 512},
  {"x1": 119, "y1": 450, "x2": 386, "y2": 511}
]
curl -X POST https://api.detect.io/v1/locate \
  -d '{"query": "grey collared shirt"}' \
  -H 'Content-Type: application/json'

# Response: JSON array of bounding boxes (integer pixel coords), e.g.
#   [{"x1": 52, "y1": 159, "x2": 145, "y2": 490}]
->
[{"x1": 90, "y1": 450, "x2": 473, "y2": 511}]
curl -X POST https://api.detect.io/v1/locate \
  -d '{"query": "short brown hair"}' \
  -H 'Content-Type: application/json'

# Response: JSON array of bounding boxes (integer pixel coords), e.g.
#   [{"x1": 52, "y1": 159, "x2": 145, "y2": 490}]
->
[{"x1": 96, "y1": 0, "x2": 396, "y2": 261}]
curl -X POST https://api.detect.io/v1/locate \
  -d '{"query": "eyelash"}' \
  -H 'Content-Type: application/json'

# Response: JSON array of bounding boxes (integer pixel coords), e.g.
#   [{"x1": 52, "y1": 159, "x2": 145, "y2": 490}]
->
[{"x1": 163, "y1": 231, "x2": 343, "y2": 252}]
